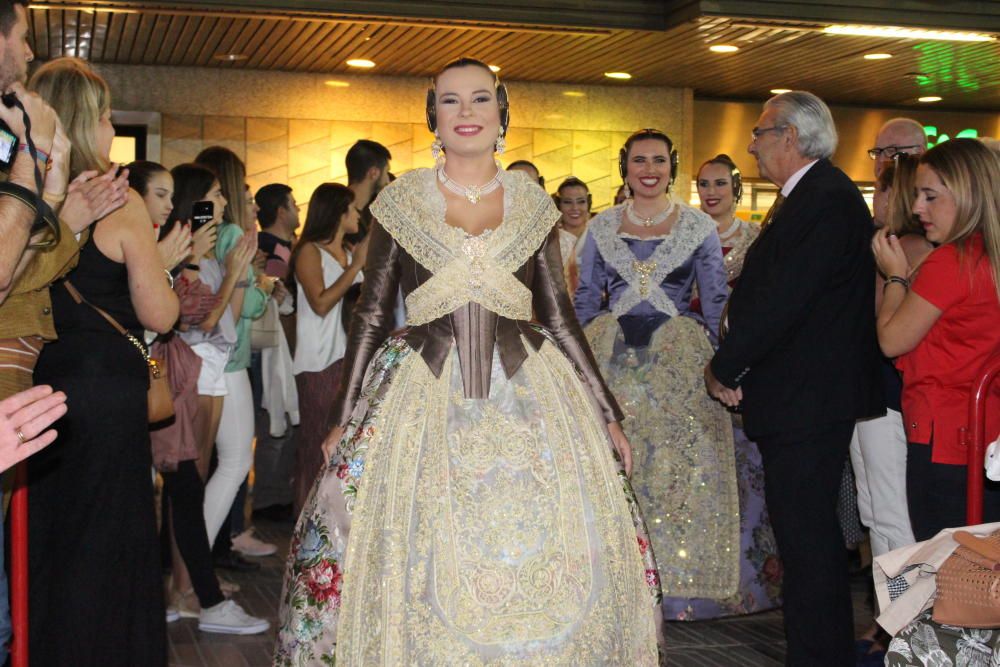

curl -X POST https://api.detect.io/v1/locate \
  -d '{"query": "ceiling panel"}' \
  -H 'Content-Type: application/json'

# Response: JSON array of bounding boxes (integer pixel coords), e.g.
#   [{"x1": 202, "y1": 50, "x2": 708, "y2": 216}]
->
[{"x1": 26, "y1": 6, "x2": 1000, "y2": 110}]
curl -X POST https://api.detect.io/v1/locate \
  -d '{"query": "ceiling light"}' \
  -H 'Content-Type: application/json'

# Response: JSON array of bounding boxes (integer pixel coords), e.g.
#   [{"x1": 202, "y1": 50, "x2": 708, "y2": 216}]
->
[
  {"x1": 709, "y1": 45, "x2": 739, "y2": 53},
  {"x1": 864, "y1": 53, "x2": 893, "y2": 60},
  {"x1": 212, "y1": 53, "x2": 247, "y2": 62},
  {"x1": 769, "y1": 88, "x2": 792, "y2": 94},
  {"x1": 488, "y1": 65, "x2": 501, "y2": 73},
  {"x1": 325, "y1": 80, "x2": 350, "y2": 88},
  {"x1": 823, "y1": 25, "x2": 995, "y2": 42},
  {"x1": 346, "y1": 58, "x2": 376, "y2": 68},
  {"x1": 918, "y1": 96, "x2": 942, "y2": 103},
  {"x1": 604, "y1": 72, "x2": 632, "y2": 80},
  {"x1": 562, "y1": 91, "x2": 586, "y2": 97}
]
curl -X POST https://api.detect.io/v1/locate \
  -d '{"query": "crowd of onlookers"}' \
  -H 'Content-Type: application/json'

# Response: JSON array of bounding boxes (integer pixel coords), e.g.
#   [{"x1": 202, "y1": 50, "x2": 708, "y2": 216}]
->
[{"x1": 0, "y1": 0, "x2": 998, "y2": 663}]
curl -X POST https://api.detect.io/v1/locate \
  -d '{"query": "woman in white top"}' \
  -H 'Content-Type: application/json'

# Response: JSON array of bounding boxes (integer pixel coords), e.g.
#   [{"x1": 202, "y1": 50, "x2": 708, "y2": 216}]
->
[{"x1": 291, "y1": 183, "x2": 368, "y2": 515}]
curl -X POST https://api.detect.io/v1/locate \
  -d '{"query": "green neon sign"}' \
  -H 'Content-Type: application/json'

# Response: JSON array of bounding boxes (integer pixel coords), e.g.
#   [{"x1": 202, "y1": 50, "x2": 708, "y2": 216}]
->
[{"x1": 923, "y1": 125, "x2": 979, "y2": 149}]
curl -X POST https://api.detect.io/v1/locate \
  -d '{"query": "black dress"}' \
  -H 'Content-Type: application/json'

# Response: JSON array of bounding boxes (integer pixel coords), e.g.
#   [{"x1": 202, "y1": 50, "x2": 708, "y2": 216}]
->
[{"x1": 29, "y1": 224, "x2": 166, "y2": 666}]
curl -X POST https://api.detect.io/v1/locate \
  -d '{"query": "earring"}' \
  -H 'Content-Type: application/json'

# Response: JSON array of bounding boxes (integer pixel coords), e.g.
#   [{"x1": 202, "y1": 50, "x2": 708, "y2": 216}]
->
[
  {"x1": 495, "y1": 133, "x2": 506, "y2": 155},
  {"x1": 623, "y1": 183, "x2": 631, "y2": 200},
  {"x1": 431, "y1": 133, "x2": 443, "y2": 161}
]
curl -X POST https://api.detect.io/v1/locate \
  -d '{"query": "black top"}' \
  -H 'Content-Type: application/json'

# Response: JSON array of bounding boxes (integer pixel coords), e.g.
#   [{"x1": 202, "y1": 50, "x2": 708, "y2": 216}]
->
[
  {"x1": 43, "y1": 222, "x2": 147, "y2": 380},
  {"x1": 711, "y1": 159, "x2": 885, "y2": 439}
]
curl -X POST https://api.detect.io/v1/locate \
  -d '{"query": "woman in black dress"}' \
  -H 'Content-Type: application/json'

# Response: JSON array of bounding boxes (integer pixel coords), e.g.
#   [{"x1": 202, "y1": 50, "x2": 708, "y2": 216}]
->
[{"x1": 27, "y1": 58, "x2": 180, "y2": 666}]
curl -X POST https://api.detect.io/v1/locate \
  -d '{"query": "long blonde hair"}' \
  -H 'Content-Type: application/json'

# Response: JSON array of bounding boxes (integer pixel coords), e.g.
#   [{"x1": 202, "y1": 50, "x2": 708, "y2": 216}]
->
[
  {"x1": 921, "y1": 138, "x2": 1000, "y2": 301},
  {"x1": 195, "y1": 146, "x2": 249, "y2": 231},
  {"x1": 29, "y1": 57, "x2": 111, "y2": 178}
]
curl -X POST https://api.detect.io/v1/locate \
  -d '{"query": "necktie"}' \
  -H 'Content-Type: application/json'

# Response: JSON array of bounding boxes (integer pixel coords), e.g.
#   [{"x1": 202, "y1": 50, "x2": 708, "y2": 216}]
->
[{"x1": 760, "y1": 193, "x2": 786, "y2": 231}]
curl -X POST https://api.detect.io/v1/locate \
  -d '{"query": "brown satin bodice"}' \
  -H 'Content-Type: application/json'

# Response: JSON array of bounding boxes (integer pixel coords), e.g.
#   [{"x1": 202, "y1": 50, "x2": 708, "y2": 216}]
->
[{"x1": 329, "y1": 220, "x2": 623, "y2": 428}]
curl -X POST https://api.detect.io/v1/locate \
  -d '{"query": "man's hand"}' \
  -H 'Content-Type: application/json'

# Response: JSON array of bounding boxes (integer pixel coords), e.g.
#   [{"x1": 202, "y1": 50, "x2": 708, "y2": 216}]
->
[
  {"x1": 2, "y1": 83, "x2": 58, "y2": 155},
  {"x1": 0, "y1": 385, "x2": 67, "y2": 473},
  {"x1": 704, "y1": 362, "x2": 743, "y2": 408}
]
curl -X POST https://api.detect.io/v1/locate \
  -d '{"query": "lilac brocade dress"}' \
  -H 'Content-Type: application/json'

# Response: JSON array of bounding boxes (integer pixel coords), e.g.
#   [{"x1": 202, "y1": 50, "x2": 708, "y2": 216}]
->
[{"x1": 575, "y1": 208, "x2": 782, "y2": 620}]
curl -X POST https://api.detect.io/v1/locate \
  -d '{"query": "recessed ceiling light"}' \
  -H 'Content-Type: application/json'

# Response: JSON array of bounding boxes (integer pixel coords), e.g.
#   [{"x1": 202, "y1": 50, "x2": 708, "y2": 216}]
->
[
  {"x1": 709, "y1": 45, "x2": 739, "y2": 53},
  {"x1": 212, "y1": 53, "x2": 247, "y2": 62},
  {"x1": 864, "y1": 53, "x2": 893, "y2": 60},
  {"x1": 770, "y1": 88, "x2": 792, "y2": 94},
  {"x1": 918, "y1": 96, "x2": 942, "y2": 103},
  {"x1": 823, "y1": 25, "x2": 995, "y2": 42},
  {"x1": 562, "y1": 91, "x2": 586, "y2": 97},
  {"x1": 346, "y1": 58, "x2": 376, "y2": 68},
  {"x1": 488, "y1": 65, "x2": 501, "y2": 73},
  {"x1": 604, "y1": 72, "x2": 632, "y2": 80},
  {"x1": 325, "y1": 80, "x2": 350, "y2": 88}
]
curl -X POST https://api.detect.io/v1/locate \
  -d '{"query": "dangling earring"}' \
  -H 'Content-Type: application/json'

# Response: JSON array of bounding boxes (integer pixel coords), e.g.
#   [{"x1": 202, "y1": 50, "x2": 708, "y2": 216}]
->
[
  {"x1": 495, "y1": 132, "x2": 506, "y2": 155},
  {"x1": 431, "y1": 132, "x2": 443, "y2": 161},
  {"x1": 623, "y1": 182, "x2": 631, "y2": 199}
]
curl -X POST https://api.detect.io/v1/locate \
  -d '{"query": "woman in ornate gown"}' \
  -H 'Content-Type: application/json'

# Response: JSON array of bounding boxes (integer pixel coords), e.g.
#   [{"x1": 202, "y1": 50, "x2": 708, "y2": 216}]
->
[
  {"x1": 275, "y1": 58, "x2": 661, "y2": 666},
  {"x1": 685, "y1": 154, "x2": 783, "y2": 619},
  {"x1": 574, "y1": 131, "x2": 738, "y2": 622}
]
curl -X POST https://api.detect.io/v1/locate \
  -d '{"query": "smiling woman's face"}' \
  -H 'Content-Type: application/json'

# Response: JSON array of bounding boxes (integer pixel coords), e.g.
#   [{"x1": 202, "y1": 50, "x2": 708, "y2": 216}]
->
[{"x1": 434, "y1": 65, "x2": 501, "y2": 158}]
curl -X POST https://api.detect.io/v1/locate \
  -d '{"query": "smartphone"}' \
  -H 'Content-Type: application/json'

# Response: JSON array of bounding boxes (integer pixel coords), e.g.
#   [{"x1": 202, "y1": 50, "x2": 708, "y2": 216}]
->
[
  {"x1": 0, "y1": 118, "x2": 18, "y2": 171},
  {"x1": 190, "y1": 201, "x2": 214, "y2": 232}
]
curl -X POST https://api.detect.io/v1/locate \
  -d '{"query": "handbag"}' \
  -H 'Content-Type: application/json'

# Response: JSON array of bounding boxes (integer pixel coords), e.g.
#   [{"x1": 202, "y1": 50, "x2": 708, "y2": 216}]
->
[
  {"x1": 932, "y1": 529, "x2": 1000, "y2": 627},
  {"x1": 63, "y1": 280, "x2": 175, "y2": 424},
  {"x1": 250, "y1": 298, "x2": 280, "y2": 350}
]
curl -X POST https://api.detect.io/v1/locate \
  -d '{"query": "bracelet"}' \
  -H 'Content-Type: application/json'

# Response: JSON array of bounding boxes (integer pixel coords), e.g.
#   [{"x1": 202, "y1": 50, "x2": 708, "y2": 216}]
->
[
  {"x1": 164, "y1": 268, "x2": 175, "y2": 289},
  {"x1": 234, "y1": 280, "x2": 251, "y2": 289},
  {"x1": 18, "y1": 143, "x2": 49, "y2": 165},
  {"x1": 42, "y1": 191, "x2": 66, "y2": 205},
  {"x1": 883, "y1": 275, "x2": 910, "y2": 292},
  {"x1": 183, "y1": 263, "x2": 200, "y2": 271}
]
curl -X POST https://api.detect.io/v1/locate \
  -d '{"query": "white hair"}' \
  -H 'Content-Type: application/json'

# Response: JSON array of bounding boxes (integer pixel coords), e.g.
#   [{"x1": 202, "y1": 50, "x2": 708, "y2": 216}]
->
[
  {"x1": 877, "y1": 118, "x2": 927, "y2": 146},
  {"x1": 765, "y1": 91, "x2": 838, "y2": 160}
]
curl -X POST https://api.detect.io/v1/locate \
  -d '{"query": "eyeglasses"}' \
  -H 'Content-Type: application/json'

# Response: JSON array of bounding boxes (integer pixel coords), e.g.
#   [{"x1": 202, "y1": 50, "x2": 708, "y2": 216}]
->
[
  {"x1": 750, "y1": 125, "x2": 787, "y2": 142},
  {"x1": 868, "y1": 144, "x2": 922, "y2": 160}
]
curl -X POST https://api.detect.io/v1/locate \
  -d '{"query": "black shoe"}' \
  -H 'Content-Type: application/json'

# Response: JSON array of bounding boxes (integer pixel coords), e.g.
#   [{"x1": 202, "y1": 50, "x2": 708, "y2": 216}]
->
[
  {"x1": 251, "y1": 503, "x2": 294, "y2": 522},
  {"x1": 213, "y1": 552, "x2": 261, "y2": 572}
]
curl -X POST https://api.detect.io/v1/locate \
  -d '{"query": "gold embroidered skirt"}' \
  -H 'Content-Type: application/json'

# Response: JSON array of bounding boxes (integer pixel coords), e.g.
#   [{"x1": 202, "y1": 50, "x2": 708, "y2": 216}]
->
[
  {"x1": 585, "y1": 314, "x2": 740, "y2": 604},
  {"x1": 275, "y1": 333, "x2": 660, "y2": 666}
]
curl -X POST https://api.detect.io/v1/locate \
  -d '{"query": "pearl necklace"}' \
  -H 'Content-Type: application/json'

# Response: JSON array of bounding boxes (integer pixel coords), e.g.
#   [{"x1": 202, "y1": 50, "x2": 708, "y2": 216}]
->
[
  {"x1": 437, "y1": 163, "x2": 504, "y2": 204},
  {"x1": 625, "y1": 200, "x2": 676, "y2": 227}
]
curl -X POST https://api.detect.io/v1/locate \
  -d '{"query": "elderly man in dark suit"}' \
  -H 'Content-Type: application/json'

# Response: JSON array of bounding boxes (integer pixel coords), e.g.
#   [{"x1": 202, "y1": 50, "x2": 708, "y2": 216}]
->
[{"x1": 705, "y1": 91, "x2": 884, "y2": 666}]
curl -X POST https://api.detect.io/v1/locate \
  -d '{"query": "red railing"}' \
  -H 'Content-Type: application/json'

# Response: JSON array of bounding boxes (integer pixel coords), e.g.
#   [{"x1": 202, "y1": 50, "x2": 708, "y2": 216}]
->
[
  {"x1": 9, "y1": 463, "x2": 28, "y2": 667},
  {"x1": 964, "y1": 350, "x2": 1000, "y2": 525}
]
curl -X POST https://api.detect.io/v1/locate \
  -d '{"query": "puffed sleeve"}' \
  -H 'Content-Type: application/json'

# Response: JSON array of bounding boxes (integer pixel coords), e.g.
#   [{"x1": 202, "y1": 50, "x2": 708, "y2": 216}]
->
[
  {"x1": 692, "y1": 232, "x2": 729, "y2": 345},
  {"x1": 329, "y1": 220, "x2": 401, "y2": 427},
  {"x1": 533, "y1": 225, "x2": 624, "y2": 424},
  {"x1": 572, "y1": 229, "x2": 607, "y2": 327}
]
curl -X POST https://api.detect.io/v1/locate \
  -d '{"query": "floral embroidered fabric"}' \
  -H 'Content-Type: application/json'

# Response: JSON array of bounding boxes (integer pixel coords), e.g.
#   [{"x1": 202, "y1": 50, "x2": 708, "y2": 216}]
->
[{"x1": 276, "y1": 332, "x2": 662, "y2": 664}]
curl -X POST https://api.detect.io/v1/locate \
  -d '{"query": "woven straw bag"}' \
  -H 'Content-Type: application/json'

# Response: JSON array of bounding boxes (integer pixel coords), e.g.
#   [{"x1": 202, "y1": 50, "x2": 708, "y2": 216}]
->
[{"x1": 933, "y1": 530, "x2": 1000, "y2": 628}]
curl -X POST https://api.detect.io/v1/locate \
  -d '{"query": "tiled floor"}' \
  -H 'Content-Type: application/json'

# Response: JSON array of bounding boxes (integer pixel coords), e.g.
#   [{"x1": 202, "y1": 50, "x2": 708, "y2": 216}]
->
[{"x1": 168, "y1": 520, "x2": 874, "y2": 666}]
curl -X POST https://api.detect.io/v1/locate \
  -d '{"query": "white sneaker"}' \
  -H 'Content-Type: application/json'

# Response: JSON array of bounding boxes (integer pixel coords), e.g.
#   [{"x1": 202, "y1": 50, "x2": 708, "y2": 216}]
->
[
  {"x1": 198, "y1": 600, "x2": 270, "y2": 635},
  {"x1": 166, "y1": 607, "x2": 180, "y2": 624},
  {"x1": 231, "y1": 528, "x2": 277, "y2": 557}
]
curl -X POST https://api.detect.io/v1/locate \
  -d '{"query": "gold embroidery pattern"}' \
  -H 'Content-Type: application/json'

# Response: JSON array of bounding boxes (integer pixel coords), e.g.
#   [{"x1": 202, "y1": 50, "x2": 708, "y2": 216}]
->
[
  {"x1": 722, "y1": 222, "x2": 760, "y2": 284},
  {"x1": 370, "y1": 169, "x2": 559, "y2": 326},
  {"x1": 585, "y1": 313, "x2": 740, "y2": 600},
  {"x1": 335, "y1": 340, "x2": 657, "y2": 665}
]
